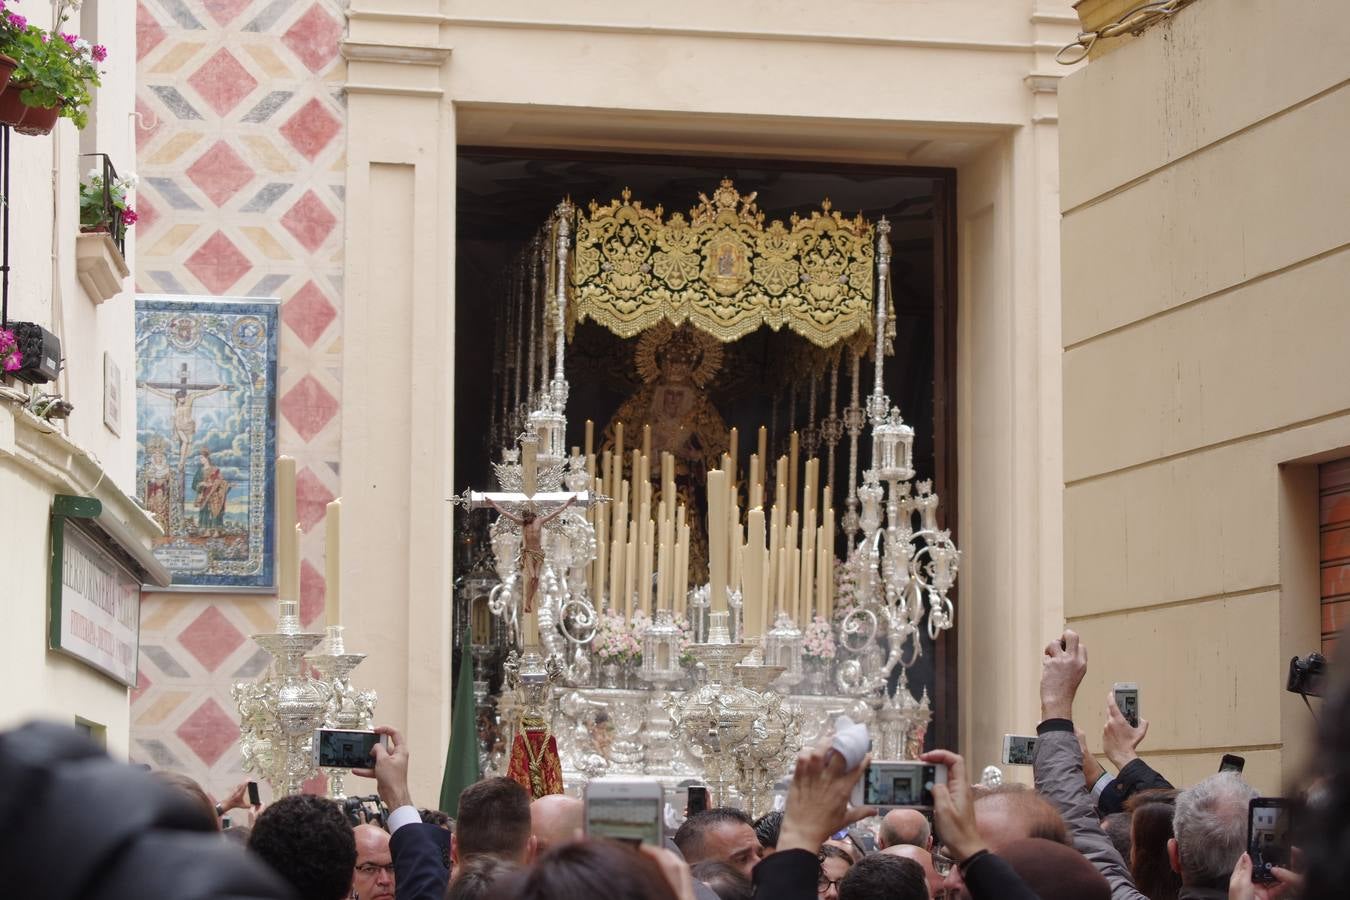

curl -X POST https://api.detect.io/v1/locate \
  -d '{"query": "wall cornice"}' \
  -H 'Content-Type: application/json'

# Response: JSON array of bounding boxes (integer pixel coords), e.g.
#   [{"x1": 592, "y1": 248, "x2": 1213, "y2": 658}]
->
[
  {"x1": 340, "y1": 39, "x2": 451, "y2": 66},
  {"x1": 0, "y1": 395, "x2": 170, "y2": 585}
]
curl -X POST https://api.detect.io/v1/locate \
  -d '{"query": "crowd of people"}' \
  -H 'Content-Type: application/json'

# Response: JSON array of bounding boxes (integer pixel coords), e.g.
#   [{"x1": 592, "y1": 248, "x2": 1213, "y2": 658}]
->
[{"x1": 4, "y1": 628, "x2": 1345, "y2": 900}]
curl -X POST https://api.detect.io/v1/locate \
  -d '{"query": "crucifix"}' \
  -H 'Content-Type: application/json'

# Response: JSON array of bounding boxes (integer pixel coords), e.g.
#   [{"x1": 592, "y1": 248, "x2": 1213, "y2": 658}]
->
[
  {"x1": 137, "y1": 362, "x2": 236, "y2": 511},
  {"x1": 462, "y1": 433, "x2": 599, "y2": 647}
]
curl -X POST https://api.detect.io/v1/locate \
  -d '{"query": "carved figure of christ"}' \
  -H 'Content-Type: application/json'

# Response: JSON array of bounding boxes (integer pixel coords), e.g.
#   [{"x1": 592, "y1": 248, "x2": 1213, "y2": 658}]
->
[{"x1": 465, "y1": 435, "x2": 594, "y2": 646}]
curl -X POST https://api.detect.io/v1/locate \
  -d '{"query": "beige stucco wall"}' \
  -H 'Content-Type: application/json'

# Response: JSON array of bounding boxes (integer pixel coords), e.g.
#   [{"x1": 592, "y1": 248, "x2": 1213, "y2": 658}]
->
[
  {"x1": 1058, "y1": 0, "x2": 1349, "y2": 794},
  {"x1": 0, "y1": 0, "x2": 140, "y2": 752},
  {"x1": 341, "y1": 0, "x2": 1078, "y2": 802}
]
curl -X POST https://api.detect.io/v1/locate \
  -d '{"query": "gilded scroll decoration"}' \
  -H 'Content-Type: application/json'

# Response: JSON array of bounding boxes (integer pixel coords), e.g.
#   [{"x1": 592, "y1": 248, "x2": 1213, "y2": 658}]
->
[{"x1": 569, "y1": 180, "x2": 875, "y2": 349}]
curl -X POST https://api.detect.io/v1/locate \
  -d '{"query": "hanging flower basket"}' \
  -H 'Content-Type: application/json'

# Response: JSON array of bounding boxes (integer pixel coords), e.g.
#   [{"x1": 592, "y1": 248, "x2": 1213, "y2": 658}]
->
[{"x1": 0, "y1": 5, "x2": 105, "y2": 135}]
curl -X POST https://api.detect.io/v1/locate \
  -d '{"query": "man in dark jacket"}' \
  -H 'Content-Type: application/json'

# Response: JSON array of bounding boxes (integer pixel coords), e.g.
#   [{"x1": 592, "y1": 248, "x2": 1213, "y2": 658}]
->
[{"x1": 0, "y1": 721, "x2": 292, "y2": 900}]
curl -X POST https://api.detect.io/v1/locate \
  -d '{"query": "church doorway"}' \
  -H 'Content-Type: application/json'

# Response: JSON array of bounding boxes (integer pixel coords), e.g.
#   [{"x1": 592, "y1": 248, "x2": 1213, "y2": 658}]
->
[{"x1": 453, "y1": 147, "x2": 959, "y2": 752}]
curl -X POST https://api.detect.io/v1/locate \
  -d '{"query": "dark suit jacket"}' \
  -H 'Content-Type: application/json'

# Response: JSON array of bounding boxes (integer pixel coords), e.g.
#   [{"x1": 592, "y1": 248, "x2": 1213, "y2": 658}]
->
[
  {"x1": 389, "y1": 821, "x2": 452, "y2": 900},
  {"x1": 0, "y1": 720, "x2": 294, "y2": 900},
  {"x1": 752, "y1": 848, "x2": 818, "y2": 900}
]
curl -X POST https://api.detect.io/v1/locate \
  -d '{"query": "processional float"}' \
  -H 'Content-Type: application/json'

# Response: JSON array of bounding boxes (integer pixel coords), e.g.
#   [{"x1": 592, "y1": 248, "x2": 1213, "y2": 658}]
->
[{"x1": 458, "y1": 181, "x2": 959, "y2": 814}]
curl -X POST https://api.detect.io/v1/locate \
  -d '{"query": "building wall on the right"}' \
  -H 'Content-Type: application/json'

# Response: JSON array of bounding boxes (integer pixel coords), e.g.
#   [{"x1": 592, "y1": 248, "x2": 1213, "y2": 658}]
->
[{"x1": 1057, "y1": 0, "x2": 1350, "y2": 794}]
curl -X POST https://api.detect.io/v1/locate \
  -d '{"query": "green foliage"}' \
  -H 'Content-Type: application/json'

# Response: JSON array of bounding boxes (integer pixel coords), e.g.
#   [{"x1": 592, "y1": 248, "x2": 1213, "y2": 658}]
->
[{"x1": 0, "y1": 2, "x2": 105, "y2": 129}]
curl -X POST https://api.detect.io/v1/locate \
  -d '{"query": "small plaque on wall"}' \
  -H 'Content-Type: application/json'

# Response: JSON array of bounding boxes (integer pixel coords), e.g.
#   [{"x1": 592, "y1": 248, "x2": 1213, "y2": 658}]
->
[{"x1": 103, "y1": 352, "x2": 121, "y2": 435}]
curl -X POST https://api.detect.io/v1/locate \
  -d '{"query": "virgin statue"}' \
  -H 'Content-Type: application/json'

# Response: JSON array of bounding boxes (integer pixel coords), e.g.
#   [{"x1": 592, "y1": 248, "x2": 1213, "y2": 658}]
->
[{"x1": 602, "y1": 322, "x2": 730, "y2": 579}]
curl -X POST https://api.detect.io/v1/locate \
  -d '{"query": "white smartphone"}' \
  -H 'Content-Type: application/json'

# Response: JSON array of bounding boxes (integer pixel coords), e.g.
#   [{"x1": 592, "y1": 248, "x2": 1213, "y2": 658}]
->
[
  {"x1": 851, "y1": 760, "x2": 948, "y2": 810},
  {"x1": 584, "y1": 779, "x2": 665, "y2": 845},
  {"x1": 1113, "y1": 682, "x2": 1140, "y2": 728},
  {"x1": 1002, "y1": 734, "x2": 1037, "y2": 766},
  {"x1": 313, "y1": 728, "x2": 386, "y2": 769}
]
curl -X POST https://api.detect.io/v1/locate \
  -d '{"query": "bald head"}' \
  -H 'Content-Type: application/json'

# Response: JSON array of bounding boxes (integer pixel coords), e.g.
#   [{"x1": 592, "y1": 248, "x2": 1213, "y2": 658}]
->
[
  {"x1": 878, "y1": 808, "x2": 932, "y2": 850},
  {"x1": 974, "y1": 786, "x2": 1069, "y2": 851},
  {"x1": 882, "y1": 845, "x2": 943, "y2": 897},
  {"x1": 530, "y1": 794, "x2": 583, "y2": 852},
  {"x1": 353, "y1": 824, "x2": 395, "y2": 900}
]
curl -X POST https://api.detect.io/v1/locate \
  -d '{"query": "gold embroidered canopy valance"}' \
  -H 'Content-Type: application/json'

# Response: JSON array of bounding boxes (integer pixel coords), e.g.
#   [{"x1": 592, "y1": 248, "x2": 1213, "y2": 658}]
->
[{"x1": 568, "y1": 179, "x2": 877, "y2": 349}]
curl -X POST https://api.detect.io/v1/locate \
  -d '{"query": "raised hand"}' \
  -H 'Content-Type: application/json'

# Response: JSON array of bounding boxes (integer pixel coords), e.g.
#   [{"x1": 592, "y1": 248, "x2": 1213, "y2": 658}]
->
[
  {"x1": 1103, "y1": 691, "x2": 1150, "y2": 769},
  {"x1": 352, "y1": 725, "x2": 413, "y2": 811},
  {"x1": 1041, "y1": 630, "x2": 1088, "y2": 722},
  {"x1": 919, "y1": 749, "x2": 985, "y2": 863}
]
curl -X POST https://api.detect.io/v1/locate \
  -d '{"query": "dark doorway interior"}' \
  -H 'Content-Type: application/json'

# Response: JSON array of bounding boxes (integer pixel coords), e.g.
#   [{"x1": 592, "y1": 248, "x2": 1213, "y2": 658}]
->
[{"x1": 453, "y1": 148, "x2": 958, "y2": 750}]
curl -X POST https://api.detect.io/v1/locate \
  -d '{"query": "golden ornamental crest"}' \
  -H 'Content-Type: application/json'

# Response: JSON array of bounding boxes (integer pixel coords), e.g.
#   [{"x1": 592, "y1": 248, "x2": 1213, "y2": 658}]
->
[{"x1": 569, "y1": 179, "x2": 875, "y2": 348}]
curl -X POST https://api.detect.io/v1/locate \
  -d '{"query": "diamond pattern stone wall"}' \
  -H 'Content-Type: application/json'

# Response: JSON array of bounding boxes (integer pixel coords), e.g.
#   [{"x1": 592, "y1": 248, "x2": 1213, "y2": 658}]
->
[{"x1": 132, "y1": 0, "x2": 347, "y2": 802}]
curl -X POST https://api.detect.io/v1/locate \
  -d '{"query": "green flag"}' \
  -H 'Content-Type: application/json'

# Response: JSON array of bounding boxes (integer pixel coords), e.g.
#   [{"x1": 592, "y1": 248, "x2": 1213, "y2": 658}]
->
[{"x1": 439, "y1": 626, "x2": 479, "y2": 816}]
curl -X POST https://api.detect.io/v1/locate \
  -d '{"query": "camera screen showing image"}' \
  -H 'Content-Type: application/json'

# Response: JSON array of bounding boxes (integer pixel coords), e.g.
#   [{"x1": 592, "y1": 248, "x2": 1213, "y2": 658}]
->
[
  {"x1": 1116, "y1": 689, "x2": 1139, "y2": 727},
  {"x1": 863, "y1": 762, "x2": 937, "y2": 808},
  {"x1": 316, "y1": 729, "x2": 380, "y2": 769},
  {"x1": 586, "y1": 797, "x2": 663, "y2": 845},
  {"x1": 1004, "y1": 736, "x2": 1037, "y2": 766},
  {"x1": 1249, "y1": 802, "x2": 1293, "y2": 880}
]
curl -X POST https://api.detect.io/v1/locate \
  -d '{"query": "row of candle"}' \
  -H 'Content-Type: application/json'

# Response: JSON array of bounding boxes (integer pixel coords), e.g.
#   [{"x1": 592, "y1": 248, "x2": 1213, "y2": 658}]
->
[{"x1": 576, "y1": 420, "x2": 836, "y2": 639}]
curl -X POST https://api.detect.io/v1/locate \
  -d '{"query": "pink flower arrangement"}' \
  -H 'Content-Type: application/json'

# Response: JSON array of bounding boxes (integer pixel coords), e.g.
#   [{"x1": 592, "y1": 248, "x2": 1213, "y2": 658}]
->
[
  {"x1": 122, "y1": 206, "x2": 138, "y2": 225},
  {"x1": 802, "y1": 615, "x2": 837, "y2": 661},
  {"x1": 0, "y1": 328, "x2": 22, "y2": 373},
  {"x1": 594, "y1": 609, "x2": 642, "y2": 664}
]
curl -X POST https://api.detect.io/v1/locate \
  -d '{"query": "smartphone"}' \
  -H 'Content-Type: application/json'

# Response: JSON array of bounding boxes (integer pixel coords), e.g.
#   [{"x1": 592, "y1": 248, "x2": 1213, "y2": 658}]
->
[
  {"x1": 1248, "y1": 798, "x2": 1294, "y2": 883},
  {"x1": 1219, "y1": 754, "x2": 1246, "y2": 774},
  {"x1": 584, "y1": 779, "x2": 665, "y2": 845},
  {"x1": 686, "y1": 785, "x2": 709, "y2": 817},
  {"x1": 313, "y1": 728, "x2": 385, "y2": 769},
  {"x1": 1113, "y1": 682, "x2": 1140, "y2": 728},
  {"x1": 851, "y1": 760, "x2": 948, "y2": 810},
  {"x1": 1002, "y1": 735, "x2": 1038, "y2": 766},
  {"x1": 247, "y1": 781, "x2": 260, "y2": 806}
]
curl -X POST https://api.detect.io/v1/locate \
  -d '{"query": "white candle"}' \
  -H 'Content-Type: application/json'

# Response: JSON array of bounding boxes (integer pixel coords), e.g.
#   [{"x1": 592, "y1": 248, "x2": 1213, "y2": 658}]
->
[
  {"x1": 707, "y1": 470, "x2": 728, "y2": 612},
  {"x1": 325, "y1": 499, "x2": 341, "y2": 627},
  {"x1": 294, "y1": 524, "x2": 303, "y2": 612},
  {"x1": 639, "y1": 515, "x2": 655, "y2": 615},
  {"x1": 624, "y1": 538, "x2": 636, "y2": 619},
  {"x1": 276, "y1": 456, "x2": 297, "y2": 601},
  {"x1": 675, "y1": 519, "x2": 690, "y2": 617},
  {"x1": 745, "y1": 508, "x2": 767, "y2": 637},
  {"x1": 657, "y1": 508, "x2": 672, "y2": 611}
]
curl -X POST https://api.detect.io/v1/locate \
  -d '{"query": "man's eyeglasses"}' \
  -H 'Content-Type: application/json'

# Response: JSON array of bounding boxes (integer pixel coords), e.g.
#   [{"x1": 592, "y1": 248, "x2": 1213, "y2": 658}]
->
[
  {"x1": 817, "y1": 873, "x2": 844, "y2": 893},
  {"x1": 933, "y1": 849, "x2": 955, "y2": 876},
  {"x1": 355, "y1": 862, "x2": 396, "y2": 876}
]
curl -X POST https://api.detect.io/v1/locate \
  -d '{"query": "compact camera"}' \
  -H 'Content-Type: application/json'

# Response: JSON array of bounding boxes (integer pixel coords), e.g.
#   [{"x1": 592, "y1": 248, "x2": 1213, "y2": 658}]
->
[{"x1": 1286, "y1": 652, "x2": 1327, "y2": 698}]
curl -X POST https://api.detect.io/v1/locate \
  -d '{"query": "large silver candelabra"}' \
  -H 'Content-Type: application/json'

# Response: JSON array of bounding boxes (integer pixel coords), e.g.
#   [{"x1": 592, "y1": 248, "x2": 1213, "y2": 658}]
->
[
  {"x1": 233, "y1": 599, "x2": 330, "y2": 797},
  {"x1": 836, "y1": 218, "x2": 961, "y2": 702}
]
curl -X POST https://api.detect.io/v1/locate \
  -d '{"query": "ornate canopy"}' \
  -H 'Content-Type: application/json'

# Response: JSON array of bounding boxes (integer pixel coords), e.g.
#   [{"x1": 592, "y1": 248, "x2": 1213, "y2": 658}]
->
[{"x1": 568, "y1": 179, "x2": 877, "y2": 349}]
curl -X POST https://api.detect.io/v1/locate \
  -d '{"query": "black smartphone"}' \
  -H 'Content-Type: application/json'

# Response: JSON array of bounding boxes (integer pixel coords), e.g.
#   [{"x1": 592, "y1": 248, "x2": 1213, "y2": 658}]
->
[
  {"x1": 313, "y1": 728, "x2": 385, "y2": 769},
  {"x1": 1219, "y1": 754, "x2": 1245, "y2": 774},
  {"x1": 1248, "y1": 798, "x2": 1294, "y2": 883},
  {"x1": 686, "y1": 785, "x2": 709, "y2": 817},
  {"x1": 247, "y1": 781, "x2": 260, "y2": 806}
]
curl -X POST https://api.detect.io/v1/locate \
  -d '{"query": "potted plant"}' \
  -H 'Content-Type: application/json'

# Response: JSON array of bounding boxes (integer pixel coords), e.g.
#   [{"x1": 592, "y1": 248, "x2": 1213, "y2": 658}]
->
[
  {"x1": 0, "y1": 2, "x2": 104, "y2": 135},
  {"x1": 79, "y1": 168, "x2": 138, "y2": 235}
]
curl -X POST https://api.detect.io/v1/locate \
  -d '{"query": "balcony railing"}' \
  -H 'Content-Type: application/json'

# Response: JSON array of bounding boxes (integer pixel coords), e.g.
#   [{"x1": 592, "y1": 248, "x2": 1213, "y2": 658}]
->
[{"x1": 79, "y1": 152, "x2": 126, "y2": 257}]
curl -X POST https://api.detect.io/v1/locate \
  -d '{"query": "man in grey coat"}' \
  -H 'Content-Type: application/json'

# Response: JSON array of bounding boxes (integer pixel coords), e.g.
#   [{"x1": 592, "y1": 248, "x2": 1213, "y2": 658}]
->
[{"x1": 1033, "y1": 630, "x2": 1259, "y2": 900}]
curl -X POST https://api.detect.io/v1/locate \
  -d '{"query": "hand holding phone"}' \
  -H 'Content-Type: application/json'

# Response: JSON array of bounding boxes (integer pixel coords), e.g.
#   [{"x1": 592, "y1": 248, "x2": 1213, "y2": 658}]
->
[
  {"x1": 1248, "y1": 798, "x2": 1294, "y2": 883},
  {"x1": 850, "y1": 760, "x2": 947, "y2": 810},
  {"x1": 314, "y1": 728, "x2": 386, "y2": 769},
  {"x1": 247, "y1": 781, "x2": 260, "y2": 807}
]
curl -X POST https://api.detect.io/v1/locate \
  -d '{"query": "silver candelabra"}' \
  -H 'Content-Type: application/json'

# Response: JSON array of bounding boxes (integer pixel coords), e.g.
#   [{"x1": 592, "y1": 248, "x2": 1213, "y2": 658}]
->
[{"x1": 233, "y1": 599, "x2": 330, "y2": 798}]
